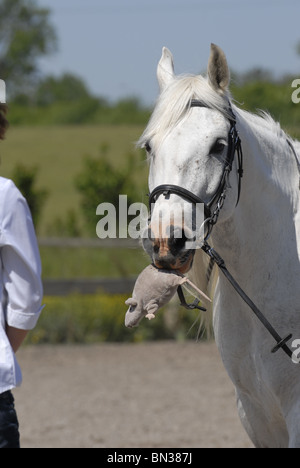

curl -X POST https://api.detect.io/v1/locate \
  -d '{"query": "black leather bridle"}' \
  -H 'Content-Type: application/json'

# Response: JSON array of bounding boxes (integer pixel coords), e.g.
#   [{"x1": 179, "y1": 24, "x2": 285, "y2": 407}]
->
[
  {"x1": 148, "y1": 99, "x2": 243, "y2": 241},
  {"x1": 147, "y1": 99, "x2": 295, "y2": 359}
]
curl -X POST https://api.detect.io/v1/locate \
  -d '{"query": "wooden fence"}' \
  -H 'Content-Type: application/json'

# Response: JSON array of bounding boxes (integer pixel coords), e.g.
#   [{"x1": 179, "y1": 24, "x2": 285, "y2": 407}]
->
[{"x1": 40, "y1": 238, "x2": 140, "y2": 296}]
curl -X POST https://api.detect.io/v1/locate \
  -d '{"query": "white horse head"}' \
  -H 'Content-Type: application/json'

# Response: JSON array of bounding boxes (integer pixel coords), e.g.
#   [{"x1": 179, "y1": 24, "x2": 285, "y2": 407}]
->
[
  {"x1": 139, "y1": 44, "x2": 300, "y2": 448},
  {"x1": 140, "y1": 44, "x2": 240, "y2": 272}
]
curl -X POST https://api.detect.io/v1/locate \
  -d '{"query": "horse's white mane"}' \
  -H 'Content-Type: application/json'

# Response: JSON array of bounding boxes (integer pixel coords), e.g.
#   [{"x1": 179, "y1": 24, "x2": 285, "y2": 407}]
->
[{"x1": 235, "y1": 106, "x2": 291, "y2": 142}]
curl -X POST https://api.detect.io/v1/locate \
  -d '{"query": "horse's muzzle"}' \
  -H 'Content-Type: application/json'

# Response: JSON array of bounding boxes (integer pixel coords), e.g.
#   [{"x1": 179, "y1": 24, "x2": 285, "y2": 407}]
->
[{"x1": 142, "y1": 224, "x2": 195, "y2": 273}]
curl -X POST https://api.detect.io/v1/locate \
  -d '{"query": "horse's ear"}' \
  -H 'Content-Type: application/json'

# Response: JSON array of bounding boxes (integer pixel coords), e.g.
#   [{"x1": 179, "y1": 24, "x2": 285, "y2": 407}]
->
[
  {"x1": 207, "y1": 43, "x2": 230, "y2": 94},
  {"x1": 157, "y1": 47, "x2": 175, "y2": 92}
]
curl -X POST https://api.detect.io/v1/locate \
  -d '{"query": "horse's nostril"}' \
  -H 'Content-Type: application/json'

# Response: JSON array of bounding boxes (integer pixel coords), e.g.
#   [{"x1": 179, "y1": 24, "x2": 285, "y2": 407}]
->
[
  {"x1": 153, "y1": 244, "x2": 159, "y2": 254},
  {"x1": 169, "y1": 228, "x2": 187, "y2": 252},
  {"x1": 173, "y1": 236, "x2": 186, "y2": 249}
]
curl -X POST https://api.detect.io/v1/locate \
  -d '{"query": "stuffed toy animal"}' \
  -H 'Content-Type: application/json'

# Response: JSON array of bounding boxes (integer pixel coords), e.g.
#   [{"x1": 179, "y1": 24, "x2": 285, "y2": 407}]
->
[{"x1": 125, "y1": 264, "x2": 210, "y2": 328}]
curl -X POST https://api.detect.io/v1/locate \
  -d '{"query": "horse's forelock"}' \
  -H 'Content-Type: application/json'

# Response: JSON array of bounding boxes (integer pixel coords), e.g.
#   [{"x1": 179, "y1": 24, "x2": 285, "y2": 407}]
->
[{"x1": 137, "y1": 74, "x2": 231, "y2": 152}]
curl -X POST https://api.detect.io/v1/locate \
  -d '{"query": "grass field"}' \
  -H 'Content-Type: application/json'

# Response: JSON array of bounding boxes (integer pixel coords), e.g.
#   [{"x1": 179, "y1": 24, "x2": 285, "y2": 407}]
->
[
  {"x1": 0, "y1": 125, "x2": 150, "y2": 279},
  {"x1": 2, "y1": 123, "x2": 299, "y2": 238},
  {"x1": 0, "y1": 125, "x2": 148, "y2": 237},
  {"x1": 1, "y1": 122, "x2": 299, "y2": 281}
]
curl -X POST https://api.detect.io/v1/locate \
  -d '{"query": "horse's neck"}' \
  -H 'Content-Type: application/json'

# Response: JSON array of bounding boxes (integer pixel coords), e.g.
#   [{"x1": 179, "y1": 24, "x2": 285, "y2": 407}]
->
[{"x1": 212, "y1": 112, "x2": 300, "y2": 300}]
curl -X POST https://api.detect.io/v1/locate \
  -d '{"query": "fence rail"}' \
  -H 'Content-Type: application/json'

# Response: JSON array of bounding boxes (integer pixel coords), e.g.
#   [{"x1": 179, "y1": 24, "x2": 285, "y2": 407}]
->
[{"x1": 39, "y1": 238, "x2": 139, "y2": 296}]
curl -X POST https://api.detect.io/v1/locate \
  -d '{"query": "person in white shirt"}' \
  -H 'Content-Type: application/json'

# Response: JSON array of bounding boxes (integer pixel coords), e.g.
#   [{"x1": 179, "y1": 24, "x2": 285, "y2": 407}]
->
[{"x1": 0, "y1": 103, "x2": 43, "y2": 448}]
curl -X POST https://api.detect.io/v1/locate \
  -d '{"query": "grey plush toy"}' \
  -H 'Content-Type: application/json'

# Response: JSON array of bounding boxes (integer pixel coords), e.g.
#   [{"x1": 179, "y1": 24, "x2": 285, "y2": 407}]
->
[{"x1": 125, "y1": 264, "x2": 210, "y2": 328}]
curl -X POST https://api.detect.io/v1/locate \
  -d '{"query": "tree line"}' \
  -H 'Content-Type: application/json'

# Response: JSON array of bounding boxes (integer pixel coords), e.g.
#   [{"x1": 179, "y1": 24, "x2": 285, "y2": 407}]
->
[
  {"x1": 0, "y1": 1, "x2": 299, "y2": 127},
  {"x1": 8, "y1": 70, "x2": 299, "y2": 128}
]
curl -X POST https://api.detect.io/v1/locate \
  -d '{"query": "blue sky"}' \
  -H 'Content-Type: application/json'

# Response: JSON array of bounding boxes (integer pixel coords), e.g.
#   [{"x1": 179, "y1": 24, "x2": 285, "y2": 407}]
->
[{"x1": 38, "y1": 0, "x2": 300, "y2": 105}]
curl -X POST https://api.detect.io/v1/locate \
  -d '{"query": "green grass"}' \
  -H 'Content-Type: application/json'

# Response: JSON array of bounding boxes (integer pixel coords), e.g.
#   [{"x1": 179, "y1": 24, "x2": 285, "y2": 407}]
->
[
  {"x1": 0, "y1": 125, "x2": 147, "y2": 236},
  {"x1": 287, "y1": 126, "x2": 300, "y2": 140}
]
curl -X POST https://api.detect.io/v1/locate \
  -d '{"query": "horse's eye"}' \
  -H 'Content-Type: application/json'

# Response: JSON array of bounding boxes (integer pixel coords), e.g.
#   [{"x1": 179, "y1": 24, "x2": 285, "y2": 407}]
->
[
  {"x1": 210, "y1": 140, "x2": 226, "y2": 155},
  {"x1": 145, "y1": 142, "x2": 152, "y2": 153}
]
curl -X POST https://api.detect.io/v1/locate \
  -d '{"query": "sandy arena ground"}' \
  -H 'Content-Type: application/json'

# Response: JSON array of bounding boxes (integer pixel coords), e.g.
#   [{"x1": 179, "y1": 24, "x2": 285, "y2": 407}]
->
[{"x1": 14, "y1": 341, "x2": 254, "y2": 448}]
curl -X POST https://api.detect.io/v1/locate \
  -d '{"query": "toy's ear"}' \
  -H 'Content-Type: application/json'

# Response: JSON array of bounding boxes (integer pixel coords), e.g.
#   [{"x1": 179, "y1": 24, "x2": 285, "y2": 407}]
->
[{"x1": 125, "y1": 298, "x2": 138, "y2": 307}]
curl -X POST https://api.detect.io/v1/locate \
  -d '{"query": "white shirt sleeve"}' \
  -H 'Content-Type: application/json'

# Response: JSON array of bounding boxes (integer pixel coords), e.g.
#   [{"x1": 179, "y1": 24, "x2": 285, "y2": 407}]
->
[{"x1": 0, "y1": 179, "x2": 43, "y2": 330}]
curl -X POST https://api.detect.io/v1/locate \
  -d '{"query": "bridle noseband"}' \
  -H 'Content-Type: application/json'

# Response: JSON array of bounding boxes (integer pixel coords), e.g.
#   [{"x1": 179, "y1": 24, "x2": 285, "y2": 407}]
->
[{"x1": 148, "y1": 99, "x2": 243, "y2": 241}]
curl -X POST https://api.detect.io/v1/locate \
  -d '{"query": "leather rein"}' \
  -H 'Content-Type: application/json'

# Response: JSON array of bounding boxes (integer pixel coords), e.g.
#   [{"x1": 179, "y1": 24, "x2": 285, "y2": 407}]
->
[{"x1": 148, "y1": 99, "x2": 295, "y2": 360}]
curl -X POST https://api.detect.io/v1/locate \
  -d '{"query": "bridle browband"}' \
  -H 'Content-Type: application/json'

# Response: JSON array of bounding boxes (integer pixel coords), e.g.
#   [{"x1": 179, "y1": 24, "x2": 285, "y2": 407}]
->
[
  {"x1": 148, "y1": 99, "x2": 243, "y2": 240},
  {"x1": 148, "y1": 99, "x2": 295, "y2": 360}
]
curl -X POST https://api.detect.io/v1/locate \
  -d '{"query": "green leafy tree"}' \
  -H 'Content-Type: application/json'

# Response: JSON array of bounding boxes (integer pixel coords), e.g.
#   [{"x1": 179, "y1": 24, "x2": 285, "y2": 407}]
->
[
  {"x1": 35, "y1": 73, "x2": 92, "y2": 106},
  {"x1": 0, "y1": 0, "x2": 57, "y2": 96}
]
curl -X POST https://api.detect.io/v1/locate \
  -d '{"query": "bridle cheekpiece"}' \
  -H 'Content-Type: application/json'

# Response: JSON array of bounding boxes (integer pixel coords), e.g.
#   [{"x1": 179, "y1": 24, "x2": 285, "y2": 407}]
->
[{"x1": 148, "y1": 99, "x2": 243, "y2": 241}]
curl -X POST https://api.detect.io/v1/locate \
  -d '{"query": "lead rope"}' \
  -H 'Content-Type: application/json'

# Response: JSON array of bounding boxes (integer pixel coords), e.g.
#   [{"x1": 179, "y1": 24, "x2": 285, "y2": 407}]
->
[{"x1": 201, "y1": 243, "x2": 294, "y2": 359}]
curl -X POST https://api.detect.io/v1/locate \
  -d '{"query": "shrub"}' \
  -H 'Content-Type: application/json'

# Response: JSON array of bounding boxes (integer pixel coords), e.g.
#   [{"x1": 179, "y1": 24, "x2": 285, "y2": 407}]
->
[
  {"x1": 75, "y1": 144, "x2": 146, "y2": 236},
  {"x1": 25, "y1": 293, "x2": 206, "y2": 344}
]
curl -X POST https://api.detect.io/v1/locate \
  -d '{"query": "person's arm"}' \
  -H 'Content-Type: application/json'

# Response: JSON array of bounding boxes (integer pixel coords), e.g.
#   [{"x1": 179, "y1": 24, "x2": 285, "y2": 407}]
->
[
  {"x1": 6, "y1": 326, "x2": 29, "y2": 353},
  {"x1": 1, "y1": 180, "x2": 44, "y2": 347}
]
